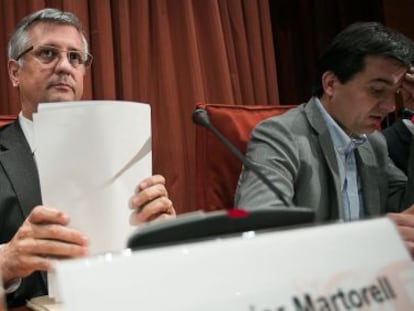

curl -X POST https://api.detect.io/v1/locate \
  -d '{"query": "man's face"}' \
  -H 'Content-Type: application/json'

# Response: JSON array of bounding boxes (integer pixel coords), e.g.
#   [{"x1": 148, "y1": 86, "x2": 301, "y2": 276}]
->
[
  {"x1": 322, "y1": 56, "x2": 408, "y2": 135},
  {"x1": 8, "y1": 22, "x2": 87, "y2": 119}
]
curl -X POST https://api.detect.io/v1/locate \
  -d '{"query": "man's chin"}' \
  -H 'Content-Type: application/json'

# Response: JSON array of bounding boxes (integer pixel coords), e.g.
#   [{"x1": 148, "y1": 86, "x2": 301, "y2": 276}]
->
[
  {"x1": 359, "y1": 124, "x2": 379, "y2": 135},
  {"x1": 43, "y1": 95, "x2": 77, "y2": 103}
]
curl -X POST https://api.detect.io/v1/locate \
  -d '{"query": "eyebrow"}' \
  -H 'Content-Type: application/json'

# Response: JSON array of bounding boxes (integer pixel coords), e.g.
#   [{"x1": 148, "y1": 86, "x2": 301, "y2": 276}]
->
[
  {"x1": 367, "y1": 78, "x2": 405, "y2": 91},
  {"x1": 38, "y1": 43, "x2": 83, "y2": 51},
  {"x1": 368, "y1": 78, "x2": 394, "y2": 86}
]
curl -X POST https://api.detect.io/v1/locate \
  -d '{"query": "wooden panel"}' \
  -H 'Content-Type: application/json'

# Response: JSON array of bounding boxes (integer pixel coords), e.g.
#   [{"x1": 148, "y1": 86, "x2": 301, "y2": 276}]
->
[{"x1": 383, "y1": 0, "x2": 414, "y2": 41}]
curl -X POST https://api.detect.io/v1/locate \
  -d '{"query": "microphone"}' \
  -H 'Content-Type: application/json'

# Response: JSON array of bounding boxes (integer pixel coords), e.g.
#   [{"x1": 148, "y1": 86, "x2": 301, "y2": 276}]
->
[
  {"x1": 126, "y1": 110, "x2": 314, "y2": 250},
  {"x1": 192, "y1": 108, "x2": 291, "y2": 207}
]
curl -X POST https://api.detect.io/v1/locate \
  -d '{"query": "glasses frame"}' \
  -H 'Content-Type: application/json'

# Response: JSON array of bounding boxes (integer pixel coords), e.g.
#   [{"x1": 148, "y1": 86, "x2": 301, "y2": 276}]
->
[{"x1": 14, "y1": 45, "x2": 93, "y2": 68}]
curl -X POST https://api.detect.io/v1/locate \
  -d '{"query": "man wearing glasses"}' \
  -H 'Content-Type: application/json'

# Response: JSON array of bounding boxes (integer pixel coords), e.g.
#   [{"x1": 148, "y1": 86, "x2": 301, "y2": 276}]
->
[{"x1": 0, "y1": 8, "x2": 175, "y2": 308}]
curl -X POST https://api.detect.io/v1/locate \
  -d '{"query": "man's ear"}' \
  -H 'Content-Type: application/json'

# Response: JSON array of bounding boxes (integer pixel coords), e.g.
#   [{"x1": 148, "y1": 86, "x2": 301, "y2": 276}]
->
[
  {"x1": 321, "y1": 71, "x2": 339, "y2": 97},
  {"x1": 8, "y1": 59, "x2": 21, "y2": 87}
]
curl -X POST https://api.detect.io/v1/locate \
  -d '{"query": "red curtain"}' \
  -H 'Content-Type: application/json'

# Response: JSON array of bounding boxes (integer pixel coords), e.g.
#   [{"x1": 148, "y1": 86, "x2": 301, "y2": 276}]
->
[{"x1": 0, "y1": 0, "x2": 278, "y2": 213}]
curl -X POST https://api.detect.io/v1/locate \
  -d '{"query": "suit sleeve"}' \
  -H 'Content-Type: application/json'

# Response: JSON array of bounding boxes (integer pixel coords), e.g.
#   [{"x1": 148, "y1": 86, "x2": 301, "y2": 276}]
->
[
  {"x1": 383, "y1": 120, "x2": 412, "y2": 174},
  {"x1": 234, "y1": 117, "x2": 299, "y2": 208},
  {"x1": 381, "y1": 120, "x2": 414, "y2": 211}
]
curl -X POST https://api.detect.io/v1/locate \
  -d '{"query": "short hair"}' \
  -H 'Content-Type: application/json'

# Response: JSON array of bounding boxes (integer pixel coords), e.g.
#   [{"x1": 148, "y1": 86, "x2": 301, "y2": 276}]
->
[
  {"x1": 312, "y1": 22, "x2": 414, "y2": 97},
  {"x1": 7, "y1": 8, "x2": 89, "y2": 62}
]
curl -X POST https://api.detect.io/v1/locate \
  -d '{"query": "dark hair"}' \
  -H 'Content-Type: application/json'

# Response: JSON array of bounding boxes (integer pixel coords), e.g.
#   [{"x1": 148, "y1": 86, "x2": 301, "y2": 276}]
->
[{"x1": 312, "y1": 22, "x2": 414, "y2": 97}]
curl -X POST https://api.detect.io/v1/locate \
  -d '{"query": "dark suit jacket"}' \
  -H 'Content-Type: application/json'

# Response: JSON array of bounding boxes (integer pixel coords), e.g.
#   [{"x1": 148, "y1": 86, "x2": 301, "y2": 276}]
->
[
  {"x1": 383, "y1": 119, "x2": 412, "y2": 175},
  {"x1": 235, "y1": 97, "x2": 414, "y2": 219},
  {"x1": 0, "y1": 121, "x2": 47, "y2": 307}
]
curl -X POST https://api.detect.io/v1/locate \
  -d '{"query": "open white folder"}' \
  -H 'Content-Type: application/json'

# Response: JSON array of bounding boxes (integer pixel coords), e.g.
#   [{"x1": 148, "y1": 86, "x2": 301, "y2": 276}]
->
[{"x1": 33, "y1": 100, "x2": 152, "y2": 255}]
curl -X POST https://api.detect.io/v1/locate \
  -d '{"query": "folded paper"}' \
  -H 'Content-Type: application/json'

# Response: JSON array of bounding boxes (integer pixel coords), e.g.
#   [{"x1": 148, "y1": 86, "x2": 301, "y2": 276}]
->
[{"x1": 33, "y1": 100, "x2": 152, "y2": 255}]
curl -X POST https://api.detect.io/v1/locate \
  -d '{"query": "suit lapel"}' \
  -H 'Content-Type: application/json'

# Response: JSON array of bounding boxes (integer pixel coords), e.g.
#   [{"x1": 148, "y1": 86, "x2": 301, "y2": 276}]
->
[
  {"x1": 0, "y1": 121, "x2": 42, "y2": 218},
  {"x1": 304, "y1": 99, "x2": 342, "y2": 218},
  {"x1": 0, "y1": 121, "x2": 47, "y2": 287}
]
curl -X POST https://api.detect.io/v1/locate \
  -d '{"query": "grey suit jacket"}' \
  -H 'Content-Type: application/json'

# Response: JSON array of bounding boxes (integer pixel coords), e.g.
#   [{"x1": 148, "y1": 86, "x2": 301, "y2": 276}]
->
[
  {"x1": 235, "y1": 97, "x2": 414, "y2": 221},
  {"x1": 0, "y1": 121, "x2": 47, "y2": 307}
]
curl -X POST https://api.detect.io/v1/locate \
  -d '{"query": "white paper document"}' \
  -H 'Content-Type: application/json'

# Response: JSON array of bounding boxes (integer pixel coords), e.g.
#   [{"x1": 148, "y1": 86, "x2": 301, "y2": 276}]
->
[{"x1": 33, "y1": 100, "x2": 152, "y2": 255}]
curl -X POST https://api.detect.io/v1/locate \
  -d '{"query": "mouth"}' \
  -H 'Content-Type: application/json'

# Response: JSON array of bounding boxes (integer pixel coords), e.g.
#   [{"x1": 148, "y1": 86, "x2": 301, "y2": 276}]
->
[
  {"x1": 369, "y1": 115, "x2": 384, "y2": 121},
  {"x1": 49, "y1": 83, "x2": 74, "y2": 92},
  {"x1": 368, "y1": 115, "x2": 385, "y2": 129}
]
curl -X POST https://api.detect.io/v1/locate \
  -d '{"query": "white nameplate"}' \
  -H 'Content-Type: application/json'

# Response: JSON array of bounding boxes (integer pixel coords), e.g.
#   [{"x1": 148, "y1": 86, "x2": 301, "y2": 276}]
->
[{"x1": 55, "y1": 218, "x2": 414, "y2": 310}]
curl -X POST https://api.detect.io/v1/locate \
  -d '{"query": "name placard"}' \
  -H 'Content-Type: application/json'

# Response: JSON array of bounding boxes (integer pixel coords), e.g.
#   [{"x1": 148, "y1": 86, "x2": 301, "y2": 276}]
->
[{"x1": 55, "y1": 218, "x2": 414, "y2": 310}]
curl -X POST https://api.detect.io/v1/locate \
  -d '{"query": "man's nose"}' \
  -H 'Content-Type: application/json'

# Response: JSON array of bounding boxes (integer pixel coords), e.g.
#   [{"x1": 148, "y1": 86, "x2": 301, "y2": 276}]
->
[{"x1": 54, "y1": 52, "x2": 73, "y2": 71}]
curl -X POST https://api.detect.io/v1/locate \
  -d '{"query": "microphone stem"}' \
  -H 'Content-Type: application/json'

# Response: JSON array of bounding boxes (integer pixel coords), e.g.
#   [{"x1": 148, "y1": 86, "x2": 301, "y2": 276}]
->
[{"x1": 207, "y1": 124, "x2": 291, "y2": 207}]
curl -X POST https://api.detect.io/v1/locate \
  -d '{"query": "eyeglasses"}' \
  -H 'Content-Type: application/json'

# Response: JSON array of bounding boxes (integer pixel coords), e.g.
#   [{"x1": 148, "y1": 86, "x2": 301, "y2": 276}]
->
[{"x1": 15, "y1": 45, "x2": 93, "y2": 68}]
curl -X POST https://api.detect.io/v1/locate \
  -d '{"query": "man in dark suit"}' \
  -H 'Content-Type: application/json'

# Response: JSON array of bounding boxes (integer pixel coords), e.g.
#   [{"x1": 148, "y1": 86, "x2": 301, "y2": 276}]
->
[
  {"x1": 383, "y1": 108, "x2": 414, "y2": 175},
  {"x1": 0, "y1": 8, "x2": 175, "y2": 307},
  {"x1": 235, "y1": 22, "x2": 414, "y2": 256}
]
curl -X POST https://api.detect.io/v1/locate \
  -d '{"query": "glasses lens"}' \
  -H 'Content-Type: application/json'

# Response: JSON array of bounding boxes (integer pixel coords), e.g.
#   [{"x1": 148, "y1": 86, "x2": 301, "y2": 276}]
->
[
  {"x1": 30, "y1": 45, "x2": 91, "y2": 68},
  {"x1": 33, "y1": 46, "x2": 59, "y2": 64},
  {"x1": 68, "y1": 50, "x2": 83, "y2": 67}
]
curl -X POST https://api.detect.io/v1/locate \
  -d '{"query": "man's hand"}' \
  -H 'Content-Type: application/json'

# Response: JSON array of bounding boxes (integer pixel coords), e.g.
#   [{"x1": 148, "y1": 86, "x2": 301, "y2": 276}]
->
[
  {"x1": 0, "y1": 206, "x2": 88, "y2": 285},
  {"x1": 400, "y1": 67, "x2": 414, "y2": 110},
  {"x1": 129, "y1": 175, "x2": 176, "y2": 225},
  {"x1": 388, "y1": 205, "x2": 414, "y2": 258}
]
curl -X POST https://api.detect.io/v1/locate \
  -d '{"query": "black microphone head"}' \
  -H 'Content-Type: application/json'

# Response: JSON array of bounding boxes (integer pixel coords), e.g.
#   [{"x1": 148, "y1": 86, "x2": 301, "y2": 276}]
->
[{"x1": 192, "y1": 109, "x2": 210, "y2": 128}]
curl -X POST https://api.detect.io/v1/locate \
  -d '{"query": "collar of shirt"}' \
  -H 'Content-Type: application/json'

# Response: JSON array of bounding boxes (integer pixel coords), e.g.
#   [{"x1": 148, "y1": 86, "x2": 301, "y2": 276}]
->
[
  {"x1": 314, "y1": 98, "x2": 367, "y2": 155},
  {"x1": 314, "y1": 98, "x2": 367, "y2": 220},
  {"x1": 18, "y1": 111, "x2": 36, "y2": 154},
  {"x1": 402, "y1": 118, "x2": 414, "y2": 135}
]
